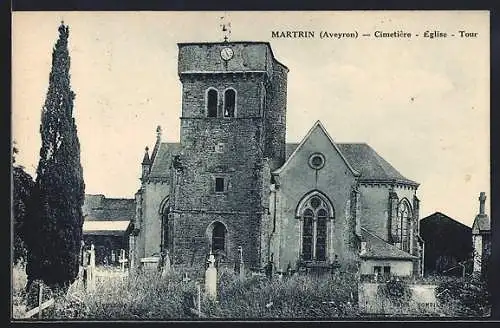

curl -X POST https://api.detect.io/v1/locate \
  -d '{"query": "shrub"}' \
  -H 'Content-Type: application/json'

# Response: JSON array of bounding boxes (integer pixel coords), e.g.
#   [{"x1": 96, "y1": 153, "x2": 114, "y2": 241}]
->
[
  {"x1": 435, "y1": 275, "x2": 490, "y2": 317},
  {"x1": 377, "y1": 278, "x2": 412, "y2": 307}
]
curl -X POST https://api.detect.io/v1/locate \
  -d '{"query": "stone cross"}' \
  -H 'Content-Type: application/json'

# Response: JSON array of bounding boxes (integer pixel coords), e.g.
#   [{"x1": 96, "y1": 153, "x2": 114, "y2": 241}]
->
[
  {"x1": 119, "y1": 249, "x2": 128, "y2": 272},
  {"x1": 479, "y1": 192, "x2": 486, "y2": 215}
]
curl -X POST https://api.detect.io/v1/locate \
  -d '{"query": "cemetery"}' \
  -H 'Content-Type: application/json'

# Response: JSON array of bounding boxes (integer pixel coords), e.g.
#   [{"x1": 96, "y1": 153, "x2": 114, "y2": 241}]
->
[
  {"x1": 12, "y1": 245, "x2": 490, "y2": 320},
  {"x1": 11, "y1": 17, "x2": 491, "y2": 321}
]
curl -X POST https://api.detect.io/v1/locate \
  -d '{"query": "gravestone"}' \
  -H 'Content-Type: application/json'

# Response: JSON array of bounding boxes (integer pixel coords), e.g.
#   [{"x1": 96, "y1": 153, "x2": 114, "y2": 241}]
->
[
  {"x1": 83, "y1": 244, "x2": 96, "y2": 291},
  {"x1": 161, "y1": 250, "x2": 172, "y2": 278},
  {"x1": 265, "y1": 260, "x2": 273, "y2": 279},
  {"x1": 238, "y1": 246, "x2": 245, "y2": 280},
  {"x1": 140, "y1": 256, "x2": 160, "y2": 272},
  {"x1": 205, "y1": 252, "x2": 217, "y2": 299}
]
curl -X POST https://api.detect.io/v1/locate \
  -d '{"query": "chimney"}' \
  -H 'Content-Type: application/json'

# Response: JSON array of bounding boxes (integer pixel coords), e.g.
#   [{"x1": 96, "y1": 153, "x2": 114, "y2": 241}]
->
[{"x1": 479, "y1": 192, "x2": 486, "y2": 215}]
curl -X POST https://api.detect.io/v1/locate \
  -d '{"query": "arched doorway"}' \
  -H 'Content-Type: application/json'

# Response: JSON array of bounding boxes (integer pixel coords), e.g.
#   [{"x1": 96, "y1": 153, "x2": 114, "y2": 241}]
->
[
  {"x1": 212, "y1": 222, "x2": 226, "y2": 252},
  {"x1": 206, "y1": 221, "x2": 228, "y2": 259}
]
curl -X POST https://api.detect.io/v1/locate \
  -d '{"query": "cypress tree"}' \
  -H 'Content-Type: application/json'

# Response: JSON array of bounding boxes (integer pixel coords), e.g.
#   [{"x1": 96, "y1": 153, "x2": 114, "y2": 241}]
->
[{"x1": 25, "y1": 22, "x2": 85, "y2": 292}]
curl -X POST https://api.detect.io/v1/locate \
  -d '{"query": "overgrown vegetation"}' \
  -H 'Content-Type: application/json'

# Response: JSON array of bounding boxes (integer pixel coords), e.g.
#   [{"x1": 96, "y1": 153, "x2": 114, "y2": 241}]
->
[
  {"x1": 203, "y1": 269, "x2": 359, "y2": 319},
  {"x1": 12, "y1": 264, "x2": 490, "y2": 320},
  {"x1": 377, "y1": 278, "x2": 412, "y2": 307},
  {"x1": 435, "y1": 275, "x2": 491, "y2": 317},
  {"x1": 12, "y1": 144, "x2": 35, "y2": 265}
]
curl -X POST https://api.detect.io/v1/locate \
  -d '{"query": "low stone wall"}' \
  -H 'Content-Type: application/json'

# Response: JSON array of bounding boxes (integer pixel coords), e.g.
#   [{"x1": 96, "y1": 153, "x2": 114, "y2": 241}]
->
[{"x1": 358, "y1": 282, "x2": 437, "y2": 315}]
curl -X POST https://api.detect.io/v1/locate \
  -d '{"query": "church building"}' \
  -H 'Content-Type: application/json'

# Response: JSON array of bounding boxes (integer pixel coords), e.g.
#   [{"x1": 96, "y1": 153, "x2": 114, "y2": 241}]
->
[{"x1": 129, "y1": 41, "x2": 424, "y2": 277}]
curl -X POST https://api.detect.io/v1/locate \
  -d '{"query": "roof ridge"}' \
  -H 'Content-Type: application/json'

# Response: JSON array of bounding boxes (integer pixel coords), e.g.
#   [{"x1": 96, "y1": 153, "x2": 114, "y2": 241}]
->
[
  {"x1": 274, "y1": 121, "x2": 360, "y2": 176},
  {"x1": 420, "y1": 211, "x2": 470, "y2": 228}
]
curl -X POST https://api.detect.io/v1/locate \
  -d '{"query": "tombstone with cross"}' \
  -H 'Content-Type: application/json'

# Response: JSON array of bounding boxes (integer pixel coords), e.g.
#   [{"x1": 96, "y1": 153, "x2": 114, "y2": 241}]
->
[
  {"x1": 205, "y1": 252, "x2": 217, "y2": 300},
  {"x1": 119, "y1": 249, "x2": 128, "y2": 272}
]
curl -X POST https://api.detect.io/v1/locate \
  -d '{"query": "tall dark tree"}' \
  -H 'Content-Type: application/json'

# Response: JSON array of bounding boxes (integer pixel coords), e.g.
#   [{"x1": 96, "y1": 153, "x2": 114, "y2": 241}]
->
[
  {"x1": 12, "y1": 143, "x2": 34, "y2": 264},
  {"x1": 25, "y1": 22, "x2": 85, "y2": 291}
]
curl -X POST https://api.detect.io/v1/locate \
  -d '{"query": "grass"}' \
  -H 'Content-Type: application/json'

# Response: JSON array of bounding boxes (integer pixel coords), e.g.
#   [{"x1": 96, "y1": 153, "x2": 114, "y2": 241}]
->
[
  {"x1": 11, "y1": 264, "x2": 490, "y2": 320},
  {"x1": 12, "y1": 262, "x2": 28, "y2": 319},
  {"x1": 203, "y1": 269, "x2": 359, "y2": 319}
]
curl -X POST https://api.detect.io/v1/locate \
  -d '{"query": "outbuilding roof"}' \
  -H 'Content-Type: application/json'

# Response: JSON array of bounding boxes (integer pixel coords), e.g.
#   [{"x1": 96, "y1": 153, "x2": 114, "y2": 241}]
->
[
  {"x1": 82, "y1": 220, "x2": 131, "y2": 236},
  {"x1": 360, "y1": 228, "x2": 417, "y2": 260},
  {"x1": 83, "y1": 195, "x2": 135, "y2": 221}
]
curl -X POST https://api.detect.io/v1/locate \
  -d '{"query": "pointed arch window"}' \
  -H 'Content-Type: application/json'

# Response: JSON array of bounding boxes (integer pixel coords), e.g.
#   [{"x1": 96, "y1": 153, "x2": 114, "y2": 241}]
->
[
  {"x1": 398, "y1": 200, "x2": 412, "y2": 253},
  {"x1": 223, "y1": 89, "x2": 236, "y2": 118},
  {"x1": 298, "y1": 194, "x2": 333, "y2": 262},
  {"x1": 207, "y1": 89, "x2": 218, "y2": 117}
]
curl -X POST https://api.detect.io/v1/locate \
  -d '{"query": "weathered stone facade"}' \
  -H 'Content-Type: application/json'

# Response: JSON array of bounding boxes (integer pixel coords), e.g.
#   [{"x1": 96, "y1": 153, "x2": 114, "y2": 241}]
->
[{"x1": 130, "y1": 41, "x2": 424, "y2": 277}]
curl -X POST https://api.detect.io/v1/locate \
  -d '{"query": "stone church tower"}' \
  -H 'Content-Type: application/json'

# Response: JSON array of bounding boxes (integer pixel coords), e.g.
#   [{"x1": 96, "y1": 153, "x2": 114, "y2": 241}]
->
[{"x1": 167, "y1": 42, "x2": 289, "y2": 268}]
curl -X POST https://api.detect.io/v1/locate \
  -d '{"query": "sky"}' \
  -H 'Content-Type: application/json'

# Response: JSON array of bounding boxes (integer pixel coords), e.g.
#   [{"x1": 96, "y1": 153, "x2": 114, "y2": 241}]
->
[{"x1": 12, "y1": 11, "x2": 490, "y2": 227}]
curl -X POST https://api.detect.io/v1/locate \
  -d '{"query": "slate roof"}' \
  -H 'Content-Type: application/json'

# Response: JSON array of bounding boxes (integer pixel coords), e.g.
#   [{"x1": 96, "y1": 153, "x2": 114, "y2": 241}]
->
[
  {"x1": 360, "y1": 227, "x2": 417, "y2": 260},
  {"x1": 284, "y1": 142, "x2": 417, "y2": 185},
  {"x1": 472, "y1": 214, "x2": 490, "y2": 234},
  {"x1": 83, "y1": 194, "x2": 135, "y2": 222},
  {"x1": 149, "y1": 142, "x2": 182, "y2": 179},
  {"x1": 147, "y1": 127, "x2": 417, "y2": 185},
  {"x1": 337, "y1": 143, "x2": 417, "y2": 185}
]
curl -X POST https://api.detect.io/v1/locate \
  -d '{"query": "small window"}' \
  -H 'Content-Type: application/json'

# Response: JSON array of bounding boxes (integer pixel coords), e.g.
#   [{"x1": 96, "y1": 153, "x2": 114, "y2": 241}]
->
[
  {"x1": 374, "y1": 266, "x2": 382, "y2": 274},
  {"x1": 207, "y1": 89, "x2": 218, "y2": 117},
  {"x1": 309, "y1": 153, "x2": 325, "y2": 170},
  {"x1": 215, "y1": 177, "x2": 225, "y2": 192},
  {"x1": 224, "y1": 89, "x2": 236, "y2": 118},
  {"x1": 215, "y1": 143, "x2": 225, "y2": 153},
  {"x1": 383, "y1": 266, "x2": 391, "y2": 276}
]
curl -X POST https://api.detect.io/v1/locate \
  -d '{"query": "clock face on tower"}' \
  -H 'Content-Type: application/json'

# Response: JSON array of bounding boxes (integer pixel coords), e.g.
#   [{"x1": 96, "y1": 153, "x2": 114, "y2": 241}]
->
[{"x1": 220, "y1": 47, "x2": 234, "y2": 61}]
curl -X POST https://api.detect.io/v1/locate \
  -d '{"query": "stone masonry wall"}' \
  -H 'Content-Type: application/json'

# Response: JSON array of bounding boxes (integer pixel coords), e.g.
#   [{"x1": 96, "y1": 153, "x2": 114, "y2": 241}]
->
[{"x1": 265, "y1": 63, "x2": 288, "y2": 172}]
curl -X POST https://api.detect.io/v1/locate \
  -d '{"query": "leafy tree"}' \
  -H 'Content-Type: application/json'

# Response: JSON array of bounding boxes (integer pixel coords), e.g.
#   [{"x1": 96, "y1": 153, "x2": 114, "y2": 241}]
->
[
  {"x1": 12, "y1": 143, "x2": 34, "y2": 264},
  {"x1": 24, "y1": 22, "x2": 85, "y2": 292}
]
